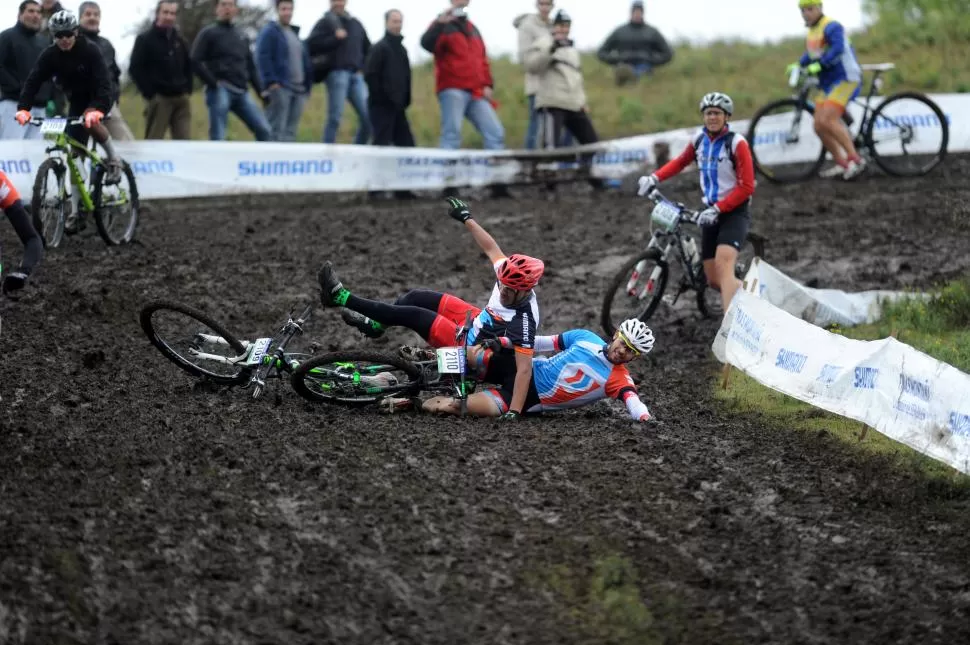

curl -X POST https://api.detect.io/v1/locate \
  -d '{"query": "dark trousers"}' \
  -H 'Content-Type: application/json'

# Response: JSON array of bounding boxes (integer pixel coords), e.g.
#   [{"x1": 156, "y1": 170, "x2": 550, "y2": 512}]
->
[
  {"x1": 537, "y1": 107, "x2": 604, "y2": 190},
  {"x1": 368, "y1": 102, "x2": 415, "y2": 147}
]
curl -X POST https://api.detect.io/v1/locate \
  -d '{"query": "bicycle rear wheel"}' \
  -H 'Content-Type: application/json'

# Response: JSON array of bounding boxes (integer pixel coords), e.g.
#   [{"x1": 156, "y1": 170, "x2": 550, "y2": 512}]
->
[
  {"x1": 92, "y1": 160, "x2": 139, "y2": 245},
  {"x1": 696, "y1": 232, "x2": 766, "y2": 319},
  {"x1": 291, "y1": 350, "x2": 422, "y2": 407},
  {"x1": 865, "y1": 91, "x2": 949, "y2": 177},
  {"x1": 140, "y1": 300, "x2": 251, "y2": 386},
  {"x1": 30, "y1": 158, "x2": 66, "y2": 249},
  {"x1": 747, "y1": 98, "x2": 826, "y2": 183},
  {"x1": 601, "y1": 248, "x2": 669, "y2": 337}
]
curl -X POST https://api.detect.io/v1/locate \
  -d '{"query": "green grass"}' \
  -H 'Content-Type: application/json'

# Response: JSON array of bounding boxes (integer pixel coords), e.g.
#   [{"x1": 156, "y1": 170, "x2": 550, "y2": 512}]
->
[
  {"x1": 717, "y1": 277, "x2": 970, "y2": 482},
  {"x1": 118, "y1": 26, "x2": 970, "y2": 146}
]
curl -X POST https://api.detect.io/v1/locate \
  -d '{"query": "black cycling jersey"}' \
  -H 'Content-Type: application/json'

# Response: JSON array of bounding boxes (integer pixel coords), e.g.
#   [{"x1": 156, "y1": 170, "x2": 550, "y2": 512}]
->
[{"x1": 18, "y1": 33, "x2": 112, "y2": 115}]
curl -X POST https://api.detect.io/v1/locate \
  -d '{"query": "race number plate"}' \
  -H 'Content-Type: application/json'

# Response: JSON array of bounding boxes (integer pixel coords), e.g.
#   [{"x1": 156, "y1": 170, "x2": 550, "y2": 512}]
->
[
  {"x1": 436, "y1": 347, "x2": 465, "y2": 375},
  {"x1": 40, "y1": 118, "x2": 67, "y2": 136},
  {"x1": 650, "y1": 201, "x2": 681, "y2": 232},
  {"x1": 244, "y1": 337, "x2": 273, "y2": 366}
]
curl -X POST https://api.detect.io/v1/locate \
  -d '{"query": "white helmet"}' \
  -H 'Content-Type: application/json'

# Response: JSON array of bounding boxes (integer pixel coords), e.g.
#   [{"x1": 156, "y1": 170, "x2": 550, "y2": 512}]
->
[
  {"x1": 700, "y1": 92, "x2": 734, "y2": 116},
  {"x1": 48, "y1": 10, "x2": 79, "y2": 33},
  {"x1": 617, "y1": 319, "x2": 655, "y2": 354}
]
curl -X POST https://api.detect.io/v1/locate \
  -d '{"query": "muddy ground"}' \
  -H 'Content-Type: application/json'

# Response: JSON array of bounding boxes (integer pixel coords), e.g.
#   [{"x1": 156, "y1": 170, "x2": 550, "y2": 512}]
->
[{"x1": 1, "y1": 156, "x2": 969, "y2": 644}]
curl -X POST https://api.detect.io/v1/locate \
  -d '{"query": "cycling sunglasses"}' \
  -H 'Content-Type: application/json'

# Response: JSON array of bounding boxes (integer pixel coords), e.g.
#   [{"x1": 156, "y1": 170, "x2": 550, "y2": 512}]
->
[
  {"x1": 53, "y1": 30, "x2": 76, "y2": 40},
  {"x1": 616, "y1": 331, "x2": 641, "y2": 357}
]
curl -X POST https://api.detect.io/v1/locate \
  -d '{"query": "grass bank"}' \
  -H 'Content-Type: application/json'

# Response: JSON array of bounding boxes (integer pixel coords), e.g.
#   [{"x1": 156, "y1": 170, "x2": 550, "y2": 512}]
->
[
  {"x1": 118, "y1": 26, "x2": 970, "y2": 147},
  {"x1": 716, "y1": 277, "x2": 970, "y2": 482}
]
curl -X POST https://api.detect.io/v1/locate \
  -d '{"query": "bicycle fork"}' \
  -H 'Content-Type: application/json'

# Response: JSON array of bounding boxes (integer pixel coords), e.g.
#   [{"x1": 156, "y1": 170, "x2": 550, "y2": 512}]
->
[{"x1": 626, "y1": 240, "x2": 672, "y2": 301}]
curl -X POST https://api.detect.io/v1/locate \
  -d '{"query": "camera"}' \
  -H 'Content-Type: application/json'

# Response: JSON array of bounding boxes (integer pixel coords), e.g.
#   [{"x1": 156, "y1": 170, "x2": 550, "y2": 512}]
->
[{"x1": 450, "y1": 7, "x2": 466, "y2": 18}]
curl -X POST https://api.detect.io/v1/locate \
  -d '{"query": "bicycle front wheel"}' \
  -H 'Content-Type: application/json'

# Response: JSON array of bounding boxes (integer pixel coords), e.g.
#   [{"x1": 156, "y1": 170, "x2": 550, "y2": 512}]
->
[
  {"x1": 30, "y1": 158, "x2": 67, "y2": 249},
  {"x1": 747, "y1": 98, "x2": 826, "y2": 183},
  {"x1": 291, "y1": 350, "x2": 422, "y2": 407},
  {"x1": 601, "y1": 249, "x2": 669, "y2": 337},
  {"x1": 865, "y1": 92, "x2": 949, "y2": 177},
  {"x1": 92, "y1": 160, "x2": 139, "y2": 245},
  {"x1": 140, "y1": 300, "x2": 251, "y2": 386}
]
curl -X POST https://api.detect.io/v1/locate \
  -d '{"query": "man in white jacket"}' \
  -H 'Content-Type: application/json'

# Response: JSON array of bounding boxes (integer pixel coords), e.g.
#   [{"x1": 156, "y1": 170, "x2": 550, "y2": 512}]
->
[
  {"x1": 524, "y1": 9, "x2": 603, "y2": 189},
  {"x1": 513, "y1": 0, "x2": 552, "y2": 149}
]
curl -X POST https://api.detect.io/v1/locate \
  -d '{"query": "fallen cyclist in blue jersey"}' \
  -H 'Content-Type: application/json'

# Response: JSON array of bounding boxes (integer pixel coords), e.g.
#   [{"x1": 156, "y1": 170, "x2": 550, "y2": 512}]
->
[{"x1": 416, "y1": 318, "x2": 657, "y2": 421}]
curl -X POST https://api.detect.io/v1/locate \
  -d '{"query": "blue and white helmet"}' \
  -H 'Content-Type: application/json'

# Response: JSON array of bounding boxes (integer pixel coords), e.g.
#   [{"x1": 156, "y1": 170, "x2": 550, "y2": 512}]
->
[{"x1": 700, "y1": 92, "x2": 734, "y2": 116}]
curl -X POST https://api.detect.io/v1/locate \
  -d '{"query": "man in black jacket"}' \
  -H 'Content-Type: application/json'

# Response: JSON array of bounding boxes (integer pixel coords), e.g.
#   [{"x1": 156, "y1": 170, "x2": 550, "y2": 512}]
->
[
  {"x1": 597, "y1": 0, "x2": 673, "y2": 85},
  {"x1": 191, "y1": 0, "x2": 271, "y2": 141},
  {"x1": 364, "y1": 10, "x2": 413, "y2": 149},
  {"x1": 306, "y1": 0, "x2": 371, "y2": 144},
  {"x1": 0, "y1": 1, "x2": 54, "y2": 140},
  {"x1": 129, "y1": 0, "x2": 193, "y2": 140},
  {"x1": 16, "y1": 10, "x2": 121, "y2": 182},
  {"x1": 78, "y1": 1, "x2": 133, "y2": 141}
]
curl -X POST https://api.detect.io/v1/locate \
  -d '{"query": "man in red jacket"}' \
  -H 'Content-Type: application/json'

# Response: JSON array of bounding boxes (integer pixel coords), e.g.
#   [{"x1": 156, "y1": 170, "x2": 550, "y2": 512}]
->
[
  {"x1": 638, "y1": 92, "x2": 755, "y2": 315},
  {"x1": 421, "y1": 1, "x2": 510, "y2": 198}
]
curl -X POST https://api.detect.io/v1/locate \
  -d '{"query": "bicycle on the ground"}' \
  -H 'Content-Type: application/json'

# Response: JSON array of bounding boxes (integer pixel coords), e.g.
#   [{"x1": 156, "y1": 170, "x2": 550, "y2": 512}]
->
[
  {"x1": 140, "y1": 300, "x2": 315, "y2": 402},
  {"x1": 291, "y1": 311, "x2": 476, "y2": 416},
  {"x1": 746, "y1": 62, "x2": 949, "y2": 183},
  {"x1": 600, "y1": 187, "x2": 766, "y2": 336},
  {"x1": 29, "y1": 115, "x2": 139, "y2": 248}
]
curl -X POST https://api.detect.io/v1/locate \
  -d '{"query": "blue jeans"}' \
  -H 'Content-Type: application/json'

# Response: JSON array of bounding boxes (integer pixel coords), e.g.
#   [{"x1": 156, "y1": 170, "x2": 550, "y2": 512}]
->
[
  {"x1": 205, "y1": 85, "x2": 271, "y2": 141},
  {"x1": 324, "y1": 70, "x2": 371, "y2": 144},
  {"x1": 265, "y1": 86, "x2": 308, "y2": 142},
  {"x1": 438, "y1": 89, "x2": 504, "y2": 150},
  {"x1": 525, "y1": 95, "x2": 572, "y2": 150},
  {"x1": 633, "y1": 63, "x2": 653, "y2": 79}
]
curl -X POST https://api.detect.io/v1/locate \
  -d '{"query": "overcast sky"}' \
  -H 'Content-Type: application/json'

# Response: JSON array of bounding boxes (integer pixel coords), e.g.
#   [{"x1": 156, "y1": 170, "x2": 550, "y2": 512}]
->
[{"x1": 36, "y1": 0, "x2": 868, "y2": 70}]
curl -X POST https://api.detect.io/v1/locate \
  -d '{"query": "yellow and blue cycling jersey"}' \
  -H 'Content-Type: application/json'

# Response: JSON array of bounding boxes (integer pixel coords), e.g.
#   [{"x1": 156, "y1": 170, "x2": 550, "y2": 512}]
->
[{"x1": 800, "y1": 15, "x2": 862, "y2": 99}]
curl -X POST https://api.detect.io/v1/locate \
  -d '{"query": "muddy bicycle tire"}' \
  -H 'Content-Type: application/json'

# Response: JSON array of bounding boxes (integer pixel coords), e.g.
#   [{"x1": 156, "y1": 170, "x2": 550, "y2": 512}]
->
[
  {"x1": 291, "y1": 350, "x2": 422, "y2": 407},
  {"x1": 91, "y1": 160, "x2": 140, "y2": 246},
  {"x1": 140, "y1": 300, "x2": 251, "y2": 386},
  {"x1": 30, "y1": 158, "x2": 67, "y2": 249},
  {"x1": 601, "y1": 248, "x2": 669, "y2": 337}
]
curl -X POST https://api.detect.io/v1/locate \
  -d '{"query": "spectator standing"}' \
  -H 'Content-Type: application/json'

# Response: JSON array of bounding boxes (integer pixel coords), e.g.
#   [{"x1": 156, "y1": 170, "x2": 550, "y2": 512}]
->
[
  {"x1": 307, "y1": 0, "x2": 371, "y2": 144},
  {"x1": 421, "y1": 0, "x2": 510, "y2": 198},
  {"x1": 38, "y1": 0, "x2": 64, "y2": 35},
  {"x1": 524, "y1": 10, "x2": 604, "y2": 191},
  {"x1": 191, "y1": 0, "x2": 271, "y2": 142},
  {"x1": 78, "y1": 1, "x2": 134, "y2": 141},
  {"x1": 256, "y1": 0, "x2": 312, "y2": 142},
  {"x1": 364, "y1": 10, "x2": 413, "y2": 149},
  {"x1": 129, "y1": 0, "x2": 193, "y2": 140},
  {"x1": 513, "y1": 0, "x2": 553, "y2": 150},
  {"x1": 597, "y1": 0, "x2": 672, "y2": 86},
  {"x1": 0, "y1": 1, "x2": 55, "y2": 140}
]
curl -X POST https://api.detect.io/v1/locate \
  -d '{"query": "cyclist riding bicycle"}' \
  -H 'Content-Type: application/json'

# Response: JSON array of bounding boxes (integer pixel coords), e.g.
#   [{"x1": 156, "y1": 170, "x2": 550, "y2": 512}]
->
[
  {"x1": 421, "y1": 318, "x2": 656, "y2": 422},
  {"x1": 0, "y1": 170, "x2": 44, "y2": 296},
  {"x1": 789, "y1": 0, "x2": 866, "y2": 181},
  {"x1": 638, "y1": 91, "x2": 755, "y2": 315},
  {"x1": 318, "y1": 199, "x2": 544, "y2": 421},
  {"x1": 15, "y1": 9, "x2": 122, "y2": 184}
]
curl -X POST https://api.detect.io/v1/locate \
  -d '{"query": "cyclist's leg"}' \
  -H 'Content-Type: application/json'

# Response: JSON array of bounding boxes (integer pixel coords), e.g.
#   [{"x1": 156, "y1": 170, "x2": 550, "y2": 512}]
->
[
  {"x1": 822, "y1": 81, "x2": 862, "y2": 160},
  {"x1": 343, "y1": 291, "x2": 455, "y2": 345},
  {"x1": 700, "y1": 220, "x2": 720, "y2": 290},
  {"x1": 422, "y1": 391, "x2": 504, "y2": 417},
  {"x1": 712, "y1": 207, "x2": 751, "y2": 313},
  {"x1": 395, "y1": 290, "x2": 482, "y2": 326},
  {"x1": 394, "y1": 289, "x2": 445, "y2": 311},
  {"x1": 1, "y1": 172, "x2": 43, "y2": 291}
]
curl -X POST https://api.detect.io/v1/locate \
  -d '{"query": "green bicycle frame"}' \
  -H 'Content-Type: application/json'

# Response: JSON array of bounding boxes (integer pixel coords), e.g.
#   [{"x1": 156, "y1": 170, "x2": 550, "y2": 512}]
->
[{"x1": 46, "y1": 129, "x2": 104, "y2": 214}]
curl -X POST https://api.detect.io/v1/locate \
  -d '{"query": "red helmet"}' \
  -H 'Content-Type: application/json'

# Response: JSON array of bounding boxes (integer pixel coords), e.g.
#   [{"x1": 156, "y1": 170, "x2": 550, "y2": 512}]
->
[{"x1": 497, "y1": 254, "x2": 545, "y2": 291}]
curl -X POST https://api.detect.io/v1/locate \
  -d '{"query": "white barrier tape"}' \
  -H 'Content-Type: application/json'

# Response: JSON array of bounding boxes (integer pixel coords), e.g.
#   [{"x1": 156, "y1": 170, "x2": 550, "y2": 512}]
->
[
  {"x1": 743, "y1": 257, "x2": 928, "y2": 327},
  {"x1": 0, "y1": 93, "x2": 964, "y2": 201},
  {"x1": 712, "y1": 289, "x2": 970, "y2": 475}
]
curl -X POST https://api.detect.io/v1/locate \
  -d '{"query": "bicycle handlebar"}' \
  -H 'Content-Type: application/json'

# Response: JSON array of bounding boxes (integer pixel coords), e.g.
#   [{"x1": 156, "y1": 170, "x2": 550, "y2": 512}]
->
[
  {"x1": 638, "y1": 184, "x2": 701, "y2": 225},
  {"x1": 26, "y1": 115, "x2": 112, "y2": 126}
]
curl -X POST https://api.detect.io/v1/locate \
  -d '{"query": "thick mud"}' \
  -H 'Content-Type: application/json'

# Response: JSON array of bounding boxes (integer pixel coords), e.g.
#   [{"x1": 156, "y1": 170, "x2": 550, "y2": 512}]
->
[{"x1": 2, "y1": 157, "x2": 969, "y2": 644}]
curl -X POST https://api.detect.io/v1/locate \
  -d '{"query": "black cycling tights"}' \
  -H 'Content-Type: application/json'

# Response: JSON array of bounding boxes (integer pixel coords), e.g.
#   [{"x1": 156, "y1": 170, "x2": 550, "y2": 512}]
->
[
  {"x1": 4, "y1": 199, "x2": 43, "y2": 275},
  {"x1": 345, "y1": 294, "x2": 438, "y2": 342}
]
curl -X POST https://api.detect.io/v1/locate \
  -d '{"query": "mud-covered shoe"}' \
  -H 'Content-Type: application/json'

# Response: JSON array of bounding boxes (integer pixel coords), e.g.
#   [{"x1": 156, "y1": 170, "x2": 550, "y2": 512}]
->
[
  {"x1": 398, "y1": 345, "x2": 436, "y2": 362},
  {"x1": 378, "y1": 396, "x2": 414, "y2": 414},
  {"x1": 105, "y1": 158, "x2": 123, "y2": 185},
  {"x1": 340, "y1": 308, "x2": 385, "y2": 338},
  {"x1": 818, "y1": 164, "x2": 846, "y2": 179},
  {"x1": 317, "y1": 261, "x2": 345, "y2": 307},
  {"x1": 361, "y1": 371, "x2": 400, "y2": 387},
  {"x1": 842, "y1": 157, "x2": 868, "y2": 181}
]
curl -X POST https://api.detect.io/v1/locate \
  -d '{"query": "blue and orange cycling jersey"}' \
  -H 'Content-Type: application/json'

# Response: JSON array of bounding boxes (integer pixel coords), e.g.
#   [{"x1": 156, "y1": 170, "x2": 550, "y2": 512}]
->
[
  {"x1": 799, "y1": 15, "x2": 862, "y2": 92},
  {"x1": 530, "y1": 329, "x2": 636, "y2": 411}
]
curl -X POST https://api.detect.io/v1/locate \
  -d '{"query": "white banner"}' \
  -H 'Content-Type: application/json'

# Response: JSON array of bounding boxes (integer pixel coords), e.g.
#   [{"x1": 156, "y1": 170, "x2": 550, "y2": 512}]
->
[
  {"x1": 743, "y1": 257, "x2": 926, "y2": 327},
  {"x1": 712, "y1": 289, "x2": 970, "y2": 475},
  {"x1": 0, "y1": 93, "x2": 965, "y2": 201}
]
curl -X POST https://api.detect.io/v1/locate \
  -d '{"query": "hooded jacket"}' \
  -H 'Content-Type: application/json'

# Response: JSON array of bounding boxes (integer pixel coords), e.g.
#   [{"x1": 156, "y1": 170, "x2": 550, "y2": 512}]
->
[
  {"x1": 596, "y1": 21, "x2": 673, "y2": 67},
  {"x1": 513, "y1": 13, "x2": 552, "y2": 96},
  {"x1": 524, "y1": 32, "x2": 586, "y2": 113}
]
